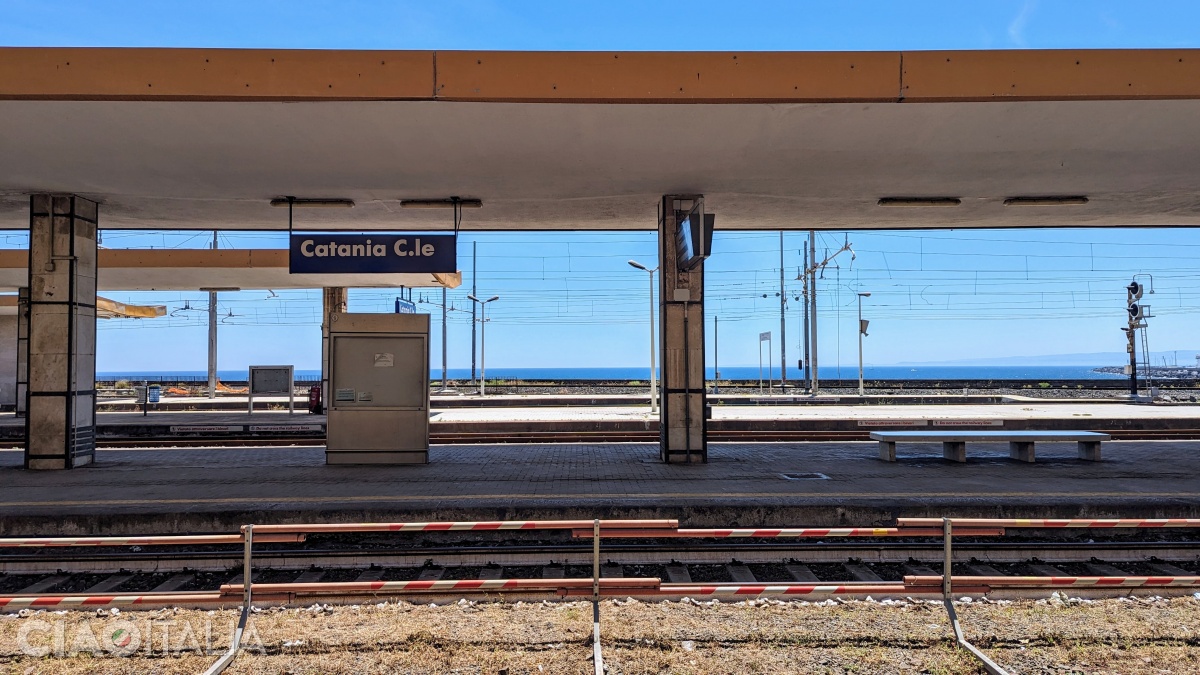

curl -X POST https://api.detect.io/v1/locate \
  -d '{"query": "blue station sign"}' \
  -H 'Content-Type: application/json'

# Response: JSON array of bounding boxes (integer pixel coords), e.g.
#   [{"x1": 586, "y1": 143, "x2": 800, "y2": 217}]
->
[{"x1": 289, "y1": 234, "x2": 456, "y2": 274}]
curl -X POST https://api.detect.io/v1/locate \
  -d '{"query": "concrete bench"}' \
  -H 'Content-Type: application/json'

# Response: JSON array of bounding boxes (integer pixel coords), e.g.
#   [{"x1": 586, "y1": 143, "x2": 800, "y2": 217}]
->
[{"x1": 870, "y1": 430, "x2": 1110, "y2": 463}]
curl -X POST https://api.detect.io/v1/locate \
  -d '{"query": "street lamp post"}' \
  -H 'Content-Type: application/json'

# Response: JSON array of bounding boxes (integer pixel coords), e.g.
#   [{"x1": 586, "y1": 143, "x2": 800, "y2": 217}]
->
[
  {"x1": 467, "y1": 294, "x2": 500, "y2": 396},
  {"x1": 627, "y1": 260, "x2": 658, "y2": 413},
  {"x1": 857, "y1": 292, "x2": 871, "y2": 397}
]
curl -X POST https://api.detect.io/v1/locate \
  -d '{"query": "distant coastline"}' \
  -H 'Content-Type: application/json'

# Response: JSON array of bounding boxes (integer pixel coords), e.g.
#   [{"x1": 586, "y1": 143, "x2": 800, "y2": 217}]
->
[
  {"x1": 1092, "y1": 365, "x2": 1200, "y2": 379},
  {"x1": 98, "y1": 365, "x2": 1128, "y2": 382}
]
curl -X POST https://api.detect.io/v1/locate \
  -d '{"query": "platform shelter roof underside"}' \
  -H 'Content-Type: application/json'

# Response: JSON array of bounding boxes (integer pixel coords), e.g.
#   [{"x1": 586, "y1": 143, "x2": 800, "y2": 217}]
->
[{"x1": 2, "y1": 48, "x2": 1199, "y2": 232}]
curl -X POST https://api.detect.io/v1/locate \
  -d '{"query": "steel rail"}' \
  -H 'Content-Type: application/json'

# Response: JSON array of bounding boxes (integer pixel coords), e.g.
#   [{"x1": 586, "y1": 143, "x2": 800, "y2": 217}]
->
[{"x1": 4, "y1": 539, "x2": 1200, "y2": 571}]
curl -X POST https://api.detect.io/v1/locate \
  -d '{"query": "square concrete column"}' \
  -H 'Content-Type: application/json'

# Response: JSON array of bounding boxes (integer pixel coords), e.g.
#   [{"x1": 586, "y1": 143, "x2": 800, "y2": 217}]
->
[
  {"x1": 15, "y1": 287, "x2": 28, "y2": 417},
  {"x1": 0, "y1": 312, "x2": 17, "y2": 408},
  {"x1": 321, "y1": 287, "x2": 349, "y2": 408},
  {"x1": 25, "y1": 195, "x2": 98, "y2": 470},
  {"x1": 658, "y1": 195, "x2": 707, "y2": 463}
]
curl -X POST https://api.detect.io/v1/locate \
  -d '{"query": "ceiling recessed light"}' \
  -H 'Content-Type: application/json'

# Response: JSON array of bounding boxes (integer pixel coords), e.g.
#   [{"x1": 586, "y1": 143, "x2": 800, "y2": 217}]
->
[
  {"x1": 877, "y1": 197, "x2": 962, "y2": 207},
  {"x1": 1003, "y1": 196, "x2": 1089, "y2": 206}
]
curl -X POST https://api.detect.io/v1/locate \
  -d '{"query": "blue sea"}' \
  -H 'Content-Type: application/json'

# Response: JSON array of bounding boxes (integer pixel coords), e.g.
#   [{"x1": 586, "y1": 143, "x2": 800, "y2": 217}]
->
[{"x1": 98, "y1": 365, "x2": 1126, "y2": 382}]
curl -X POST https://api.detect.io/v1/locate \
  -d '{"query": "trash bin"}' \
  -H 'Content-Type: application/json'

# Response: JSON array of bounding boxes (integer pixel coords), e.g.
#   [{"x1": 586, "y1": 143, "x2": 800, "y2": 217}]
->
[
  {"x1": 135, "y1": 386, "x2": 148, "y2": 404},
  {"x1": 148, "y1": 384, "x2": 161, "y2": 404},
  {"x1": 308, "y1": 384, "x2": 323, "y2": 415}
]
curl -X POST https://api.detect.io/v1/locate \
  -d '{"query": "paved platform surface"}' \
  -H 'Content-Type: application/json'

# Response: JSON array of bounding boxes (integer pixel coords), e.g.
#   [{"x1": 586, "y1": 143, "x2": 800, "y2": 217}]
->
[{"x1": 1, "y1": 440, "x2": 1197, "y2": 535}]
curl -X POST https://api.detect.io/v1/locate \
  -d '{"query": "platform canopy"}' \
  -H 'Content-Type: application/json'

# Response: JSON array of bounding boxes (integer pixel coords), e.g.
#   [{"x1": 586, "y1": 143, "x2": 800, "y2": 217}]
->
[
  {"x1": 0, "y1": 294, "x2": 165, "y2": 318},
  {"x1": 0, "y1": 249, "x2": 461, "y2": 292},
  {"x1": 1, "y1": 48, "x2": 1200, "y2": 231}
]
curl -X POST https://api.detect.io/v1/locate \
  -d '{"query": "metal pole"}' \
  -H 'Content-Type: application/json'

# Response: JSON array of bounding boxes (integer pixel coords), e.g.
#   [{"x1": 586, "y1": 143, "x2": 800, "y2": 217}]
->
[
  {"x1": 480, "y1": 304, "x2": 487, "y2": 396},
  {"x1": 779, "y1": 231, "x2": 786, "y2": 388},
  {"x1": 942, "y1": 517, "x2": 952, "y2": 598},
  {"x1": 1123, "y1": 326, "x2": 1132, "y2": 393},
  {"x1": 203, "y1": 524, "x2": 253, "y2": 675},
  {"x1": 758, "y1": 339, "x2": 763, "y2": 394},
  {"x1": 713, "y1": 316, "x2": 719, "y2": 395},
  {"x1": 769, "y1": 335, "x2": 774, "y2": 394},
  {"x1": 649, "y1": 269, "x2": 658, "y2": 413},
  {"x1": 809, "y1": 231, "x2": 818, "y2": 395},
  {"x1": 441, "y1": 286, "x2": 448, "y2": 389},
  {"x1": 471, "y1": 241, "x2": 477, "y2": 383},
  {"x1": 858, "y1": 295, "x2": 865, "y2": 397},
  {"x1": 207, "y1": 231, "x2": 218, "y2": 399},
  {"x1": 592, "y1": 518, "x2": 603, "y2": 675},
  {"x1": 802, "y1": 247, "x2": 810, "y2": 392}
]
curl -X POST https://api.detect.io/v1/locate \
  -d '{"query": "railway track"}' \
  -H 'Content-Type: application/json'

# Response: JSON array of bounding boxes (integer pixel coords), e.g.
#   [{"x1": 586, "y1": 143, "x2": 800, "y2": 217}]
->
[{"x1": 3, "y1": 538, "x2": 1198, "y2": 598}]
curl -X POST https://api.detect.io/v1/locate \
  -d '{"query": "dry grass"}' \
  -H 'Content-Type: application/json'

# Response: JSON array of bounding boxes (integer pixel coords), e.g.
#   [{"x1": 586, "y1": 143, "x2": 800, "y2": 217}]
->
[{"x1": 1, "y1": 594, "x2": 1198, "y2": 674}]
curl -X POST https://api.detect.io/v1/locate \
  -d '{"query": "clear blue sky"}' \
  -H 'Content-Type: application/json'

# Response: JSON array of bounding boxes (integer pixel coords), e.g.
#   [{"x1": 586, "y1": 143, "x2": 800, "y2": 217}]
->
[{"x1": 4, "y1": 1, "x2": 1200, "y2": 374}]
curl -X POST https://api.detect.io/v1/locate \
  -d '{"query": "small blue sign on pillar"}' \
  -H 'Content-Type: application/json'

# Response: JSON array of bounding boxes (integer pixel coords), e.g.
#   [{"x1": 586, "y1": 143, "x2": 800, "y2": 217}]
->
[{"x1": 290, "y1": 234, "x2": 456, "y2": 274}]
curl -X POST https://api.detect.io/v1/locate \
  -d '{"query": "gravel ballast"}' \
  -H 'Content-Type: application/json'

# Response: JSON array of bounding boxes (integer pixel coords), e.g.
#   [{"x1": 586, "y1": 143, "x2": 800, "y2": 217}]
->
[{"x1": 2, "y1": 594, "x2": 1198, "y2": 673}]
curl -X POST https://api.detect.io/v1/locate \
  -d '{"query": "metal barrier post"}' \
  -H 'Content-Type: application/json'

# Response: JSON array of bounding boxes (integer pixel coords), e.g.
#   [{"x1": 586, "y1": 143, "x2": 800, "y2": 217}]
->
[
  {"x1": 592, "y1": 518, "x2": 603, "y2": 675},
  {"x1": 939, "y1": 517, "x2": 1009, "y2": 675},
  {"x1": 203, "y1": 524, "x2": 254, "y2": 675},
  {"x1": 943, "y1": 517, "x2": 952, "y2": 599},
  {"x1": 592, "y1": 516, "x2": 604, "y2": 667}
]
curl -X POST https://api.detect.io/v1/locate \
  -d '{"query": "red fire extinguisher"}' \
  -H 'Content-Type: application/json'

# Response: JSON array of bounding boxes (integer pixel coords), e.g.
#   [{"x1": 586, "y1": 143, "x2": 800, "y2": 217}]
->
[{"x1": 308, "y1": 384, "x2": 323, "y2": 415}]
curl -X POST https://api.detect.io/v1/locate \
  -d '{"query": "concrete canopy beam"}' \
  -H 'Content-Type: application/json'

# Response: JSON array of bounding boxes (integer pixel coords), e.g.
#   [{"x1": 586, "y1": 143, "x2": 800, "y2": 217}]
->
[{"x1": 0, "y1": 49, "x2": 1199, "y2": 233}]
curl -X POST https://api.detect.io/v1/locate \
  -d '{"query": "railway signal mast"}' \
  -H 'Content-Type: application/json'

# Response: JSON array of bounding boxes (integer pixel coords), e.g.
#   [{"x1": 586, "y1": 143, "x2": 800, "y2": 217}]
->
[{"x1": 1124, "y1": 277, "x2": 1152, "y2": 400}]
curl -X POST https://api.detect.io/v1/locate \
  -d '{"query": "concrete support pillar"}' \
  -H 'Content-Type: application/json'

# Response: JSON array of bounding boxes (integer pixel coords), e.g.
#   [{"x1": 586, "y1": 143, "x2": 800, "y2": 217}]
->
[
  {"x1": 206, "y1": 290, "x2": 217, "y2": 398},
  {"x1": 0, "y1": 314, "x2": 16, "y2": 408},
  {"x1": 320, "y1": 287, "x2": 348, "y2": 409},
  {"x1": 15, "y1": 287, "x2": 28, "y2": 416},
  {"x1": 25, "y1": 195, "x2": 98, "y2": 470},
  {"x1": 658, "y1": 195, "x2": 707, "y2": 464}
]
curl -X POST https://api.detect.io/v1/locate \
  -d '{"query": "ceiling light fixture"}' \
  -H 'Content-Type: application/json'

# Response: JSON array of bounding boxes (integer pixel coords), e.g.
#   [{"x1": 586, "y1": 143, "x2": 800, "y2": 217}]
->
[
  {"x1": 1003, "y1": 196, "x2": 1089, "y2": 206},
  {"x1": 877, "y1": 197, "x2": 962, "y2": 207},
  {"x1": 400, "y1": 199, "x2": 483, "y2": 209},
  {"x1": 269, "y1": 198, "x2": 355, "y2": 208}
]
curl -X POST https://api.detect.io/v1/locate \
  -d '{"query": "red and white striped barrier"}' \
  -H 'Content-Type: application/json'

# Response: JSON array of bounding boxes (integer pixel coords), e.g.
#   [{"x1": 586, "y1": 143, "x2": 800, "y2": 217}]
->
[
  {"x1": 248, "y1": 519, "x2": 678, "y2": 535},
  {"x1": 573, "y1": 527, "x2": 1004, "y2": 539},
  {"x1": 898, "y1": 517, "x2": 1200, "y2": 529},
  {"x1": 567, "y1": 583, "x2": 990, "y2": 598},
  {"x1": 0, "y1": 533, "x2": 302, "y2": 548},
  {"x1": 0, "y1": 593, "x2": 224, "y2": 609},
  {"x1": 624, "y1": 584, "x2": 910, "y2": 598},
  {"x1": 906, "y1": 575, "x2": 1200, "y2": 588},
  {"x1": 220, "y1": 577, "x2": 661, "y2": 596}
]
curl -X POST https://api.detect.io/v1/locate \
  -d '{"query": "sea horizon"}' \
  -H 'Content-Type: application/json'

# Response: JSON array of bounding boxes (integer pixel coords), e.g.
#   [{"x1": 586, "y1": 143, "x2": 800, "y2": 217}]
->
[{"x1": 97, "y1": 364, "x2": 1135, "y2": 382}]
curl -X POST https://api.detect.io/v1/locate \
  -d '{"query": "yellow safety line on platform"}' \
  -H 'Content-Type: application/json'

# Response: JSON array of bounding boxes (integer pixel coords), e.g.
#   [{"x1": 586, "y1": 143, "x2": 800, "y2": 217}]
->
[{"x1": 0, "y1": 492, "x2": 1196, "y2": 509}]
